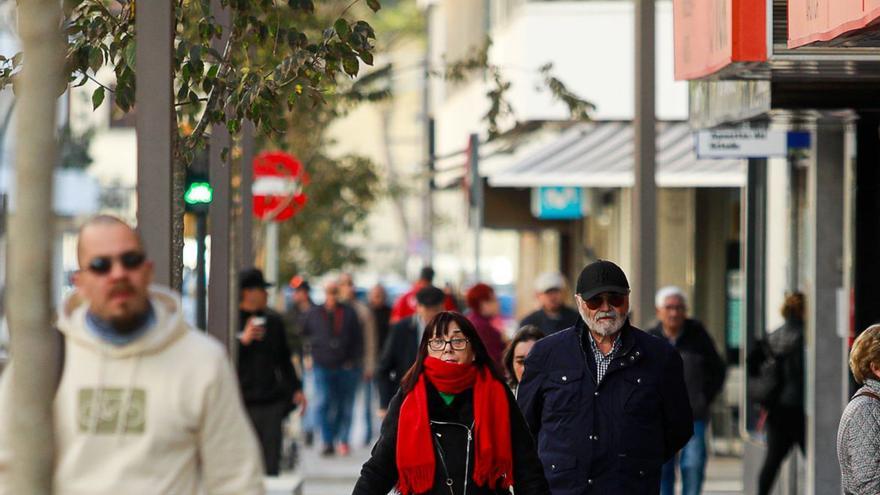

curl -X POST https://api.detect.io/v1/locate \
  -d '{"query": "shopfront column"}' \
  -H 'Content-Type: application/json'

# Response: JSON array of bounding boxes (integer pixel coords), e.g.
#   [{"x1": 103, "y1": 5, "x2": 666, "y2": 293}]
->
[{"x1": 804, "y1": 122, "x2": 846, "y2": 494}]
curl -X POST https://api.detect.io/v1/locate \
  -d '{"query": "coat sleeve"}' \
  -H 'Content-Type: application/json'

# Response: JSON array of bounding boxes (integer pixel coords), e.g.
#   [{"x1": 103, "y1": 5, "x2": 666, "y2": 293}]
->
[
  {"x1": 357, "y1": 303, "x2": 378, "y2": 375},
  {"x1": 660, "y1": 349, "x2": 694, "y2": 461},
  {"x1": 516, "y1": 353, "x2": 545, "y2": 439},
  {"x1": 273, "y1": 315, "x2": 300, "y2": 396},
  {"x1": 699, "y1": 324, "x2": 726, "y2": 405},
  {"x1": 199, "y1": 349, "x2": 266, "y2": 495},
  {"x1": 352, "y1": 392, "x2": 403, "y2": 495},
  {"x1": 376, "y1": 327, "x2": 398, "y2": 409},
  {"x1": 507, "y1": 388, "x2": 550, "y2": 495},
  {"x1": 0, "y1": 367, "x2": 12, "y2": 495}
]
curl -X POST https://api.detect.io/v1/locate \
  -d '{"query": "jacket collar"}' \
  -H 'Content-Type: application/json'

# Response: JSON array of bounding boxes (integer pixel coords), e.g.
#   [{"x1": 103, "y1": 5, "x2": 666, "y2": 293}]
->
[{"x1": 578, "y1": 317, "x2": 637, "y2": 356}]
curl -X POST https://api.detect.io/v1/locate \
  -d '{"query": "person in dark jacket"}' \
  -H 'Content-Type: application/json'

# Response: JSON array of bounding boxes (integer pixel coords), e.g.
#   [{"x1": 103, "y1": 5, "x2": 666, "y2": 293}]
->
[
  {"x1": 753, "y1": 292, "x2": 805, "y2": 495},
  {"x1": 376, "y1": 285, "x2": 446, "y2": 411},
  {"x1": 648, "y1": 286, "x2": 726, "y2": 495},
  {"x1": 502, "y1": 325, "x2": 545, "y2": 394},
  {"x1": 519, "y1": 272, "x2": 580, "y2": 336},
  {"x1": 302, "y1": 281, "x2": 364, "y2": 456},
  {"x1": 518, "y1": 260, "x2": 693, "y2": 495},
  {"x1": 353, "y1": 311, "x2": 550, "y2": 495},
  {"x1": 237, "y1": 267, "x2": 303, "y2": 475}
]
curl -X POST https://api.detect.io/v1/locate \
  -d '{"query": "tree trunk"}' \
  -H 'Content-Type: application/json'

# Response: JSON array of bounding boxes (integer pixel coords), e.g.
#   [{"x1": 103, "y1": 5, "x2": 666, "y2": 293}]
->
[{"x1": 8, "y1": 0, "x2": 65, "y2": 492}]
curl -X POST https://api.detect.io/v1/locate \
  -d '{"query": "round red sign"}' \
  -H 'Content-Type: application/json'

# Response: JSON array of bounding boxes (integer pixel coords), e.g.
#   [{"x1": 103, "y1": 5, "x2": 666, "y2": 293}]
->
[{"x1": 252, "y1": 151, "x2": 309, "y2": 221}]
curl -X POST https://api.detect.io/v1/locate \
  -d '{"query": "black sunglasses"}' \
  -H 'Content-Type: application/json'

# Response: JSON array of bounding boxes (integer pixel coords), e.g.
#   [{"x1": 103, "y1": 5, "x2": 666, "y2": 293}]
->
[{"x1": 85, "y1": 251, "x2": 146, "y2": 275}]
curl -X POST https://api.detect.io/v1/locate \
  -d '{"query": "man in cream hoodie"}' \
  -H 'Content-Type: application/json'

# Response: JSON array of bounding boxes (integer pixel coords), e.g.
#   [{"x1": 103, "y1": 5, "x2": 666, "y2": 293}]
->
[{"x1": 0, "y1": 215, "x2": 265, "y2": 494}]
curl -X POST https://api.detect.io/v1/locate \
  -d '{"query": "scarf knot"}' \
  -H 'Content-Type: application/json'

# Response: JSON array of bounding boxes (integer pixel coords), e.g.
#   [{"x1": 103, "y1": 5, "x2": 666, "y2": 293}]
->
[{"x1": 396, "y1": 357, "x2": 514, "y2": 494}]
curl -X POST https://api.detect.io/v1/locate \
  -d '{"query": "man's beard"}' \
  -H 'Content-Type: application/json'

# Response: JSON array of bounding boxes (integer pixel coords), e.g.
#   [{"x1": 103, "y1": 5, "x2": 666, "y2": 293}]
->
[{"x1": 579, "y1": 306, "x2": 626, "y2": 337}]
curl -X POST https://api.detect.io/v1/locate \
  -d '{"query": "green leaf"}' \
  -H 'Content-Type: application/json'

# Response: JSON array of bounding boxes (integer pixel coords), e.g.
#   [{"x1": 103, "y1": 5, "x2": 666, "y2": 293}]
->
[
  {"x1": 342, "y1": 53, "x2": 359, "y2": 77},
  {"x1": 334, "y1": 18, "x2": 350, "y2": 39},
  {"x1": 123, "y1": 42, "x2": 136, "y2": 70},
  {"x1": 92, "y1": 86, "x2": 105, "y2": 109},
  {"x1": 366, "y1": 0, "x2": 381, "y2": 12}
]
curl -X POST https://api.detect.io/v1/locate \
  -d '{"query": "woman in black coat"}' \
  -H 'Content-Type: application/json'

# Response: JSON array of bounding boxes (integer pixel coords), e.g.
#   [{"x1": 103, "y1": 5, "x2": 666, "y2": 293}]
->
[{"x1": 352, "y1": 311, "x2": 549, "y2": 495}]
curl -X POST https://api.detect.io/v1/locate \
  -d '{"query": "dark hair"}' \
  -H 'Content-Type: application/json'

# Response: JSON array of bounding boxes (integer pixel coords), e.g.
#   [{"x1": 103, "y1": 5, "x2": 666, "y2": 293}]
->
[
  {"x1": 400, "y1": 311, "x2": 505, "y2": 394},
  {"x1": 781, "y1": 292, "x2": 805, "y2": 322},
  {"x1": 502, "y1": 325, "x2": 545, "y2": 387},
  {"x1": 419, "y1": 266, "x2": 435, "y2": 283}
]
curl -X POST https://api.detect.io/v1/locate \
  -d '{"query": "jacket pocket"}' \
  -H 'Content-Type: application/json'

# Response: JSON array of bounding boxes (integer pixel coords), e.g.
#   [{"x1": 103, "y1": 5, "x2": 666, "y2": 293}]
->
[
  {"x1": 542, "y1": 453, "x2": 579, "y2": 492},
  {"x1": 544, "y1": 369, "x2": 584, "y2": 413},
  {"x1": 622, "y1": 375, "x2": 661, "y2": 418}
]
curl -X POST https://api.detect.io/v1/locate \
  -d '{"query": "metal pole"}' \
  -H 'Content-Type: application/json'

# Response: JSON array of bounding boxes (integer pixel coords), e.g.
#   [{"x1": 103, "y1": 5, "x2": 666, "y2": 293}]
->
[
  {"x1": 265, "y1": 221, "x2": 279, "y2": 306},
  {"x1": 469, "y1": 134, "x2": 481, "y2": 281},
  {"x1": 422, "y1": 4, "x2": 435, "y2": 265},
  {"x1": 207, "y1": 0, "x2": 232, "y2": 349},
  {"x1": 240, "y1": 120, "x2": 255, "y2": 266},
  {"x1": 136, "y1": 0, "x2": 174, "y2": 286},
  {"x1": 196, "y1": 211, "x2": 207, "y2": 330},
  {"x1": 632, "y1": 0, "x2": 657, "y2": 327}
]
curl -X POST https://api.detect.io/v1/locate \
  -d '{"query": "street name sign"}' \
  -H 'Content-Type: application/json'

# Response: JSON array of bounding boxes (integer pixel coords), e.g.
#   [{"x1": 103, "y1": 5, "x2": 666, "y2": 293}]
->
[{"x1": 695, "y1": 129, "x2": 788, "y2": 159}]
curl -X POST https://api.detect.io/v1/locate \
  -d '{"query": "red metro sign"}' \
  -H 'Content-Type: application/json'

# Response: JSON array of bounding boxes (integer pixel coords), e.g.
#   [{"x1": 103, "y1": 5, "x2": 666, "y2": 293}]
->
[{"x1": 252, "y1": 151, "x2": 309, "y2": 222}]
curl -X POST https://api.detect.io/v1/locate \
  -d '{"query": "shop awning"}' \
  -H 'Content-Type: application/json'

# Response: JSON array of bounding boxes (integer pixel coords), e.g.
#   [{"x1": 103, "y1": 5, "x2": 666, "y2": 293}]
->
[{"x1": 487, "y1": 121, "x2": 745, "y2": 188}]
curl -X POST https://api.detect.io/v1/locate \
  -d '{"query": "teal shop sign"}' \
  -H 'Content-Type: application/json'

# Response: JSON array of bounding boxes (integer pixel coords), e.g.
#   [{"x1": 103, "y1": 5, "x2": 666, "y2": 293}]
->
[{"x1": 531, "y1": 187, "x2": 584, "y2": 220}]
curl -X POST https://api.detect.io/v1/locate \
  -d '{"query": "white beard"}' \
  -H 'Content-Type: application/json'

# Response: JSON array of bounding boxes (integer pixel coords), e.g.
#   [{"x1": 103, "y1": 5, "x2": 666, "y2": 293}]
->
[{"x1": 579, "y1": 306, "x2": 626, "y2": 336}]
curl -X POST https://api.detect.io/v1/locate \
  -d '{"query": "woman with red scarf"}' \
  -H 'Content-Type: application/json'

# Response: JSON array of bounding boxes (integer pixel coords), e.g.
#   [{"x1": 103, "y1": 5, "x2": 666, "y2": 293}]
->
[{"x1": 352, "y1": 311, "x2": 549, "y2": 495}]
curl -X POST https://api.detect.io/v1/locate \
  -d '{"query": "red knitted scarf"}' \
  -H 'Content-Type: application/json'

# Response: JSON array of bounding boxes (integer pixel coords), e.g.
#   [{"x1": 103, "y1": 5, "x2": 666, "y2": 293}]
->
[{"x1": 396, "y1": 357, "x2": 513, "y2": 495}]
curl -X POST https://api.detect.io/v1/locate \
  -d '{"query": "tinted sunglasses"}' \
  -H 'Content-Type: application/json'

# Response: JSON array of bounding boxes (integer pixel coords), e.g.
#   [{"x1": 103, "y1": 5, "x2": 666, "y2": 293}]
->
[
  {"x1": 582, "y1": 292, "x2": 626, "y2": 310},
  {"x1": 85, "y1": 251, "x2": 146, "y2": 275}
]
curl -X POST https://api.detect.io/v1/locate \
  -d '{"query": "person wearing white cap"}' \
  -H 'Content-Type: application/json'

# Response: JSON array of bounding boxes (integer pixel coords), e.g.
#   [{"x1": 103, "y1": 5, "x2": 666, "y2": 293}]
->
[{"x1": 519, "y1": 272, "x2": 580, "y2": 335}]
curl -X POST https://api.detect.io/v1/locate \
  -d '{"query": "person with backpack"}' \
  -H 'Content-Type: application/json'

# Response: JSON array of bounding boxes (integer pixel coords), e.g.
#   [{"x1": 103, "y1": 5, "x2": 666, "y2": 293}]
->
[
  {"x1": 749, "y1": 292, "x2": 805, "y2": 495},
  {"x1": 837, "y1": 324, "x2": 880, "y2": 495}
]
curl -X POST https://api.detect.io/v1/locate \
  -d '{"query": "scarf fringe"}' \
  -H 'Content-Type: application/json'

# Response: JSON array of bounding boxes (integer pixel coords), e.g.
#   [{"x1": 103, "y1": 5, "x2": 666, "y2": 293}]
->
[{"x1": 397, "y1": 464, "x2": 435, "y2": 495}]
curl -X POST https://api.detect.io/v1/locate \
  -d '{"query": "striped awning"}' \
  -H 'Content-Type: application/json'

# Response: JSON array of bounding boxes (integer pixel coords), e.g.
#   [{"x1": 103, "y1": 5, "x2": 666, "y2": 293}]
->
[{"x1": 487, "y1": 121, "x2": 745, "y2": 188}]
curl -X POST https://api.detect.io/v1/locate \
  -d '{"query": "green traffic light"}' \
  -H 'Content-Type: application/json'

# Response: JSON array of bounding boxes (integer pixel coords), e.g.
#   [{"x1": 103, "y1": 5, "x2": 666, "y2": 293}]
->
[{"x1": 185, "y1": 182, "x2": 213, "y2": 205}]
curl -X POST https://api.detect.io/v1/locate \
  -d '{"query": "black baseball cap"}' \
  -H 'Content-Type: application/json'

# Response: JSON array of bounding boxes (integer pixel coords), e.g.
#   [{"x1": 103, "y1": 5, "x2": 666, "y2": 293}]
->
[
  {"x1": 240, "y1": 267, "x2": 273, "y2": 290},
  {"x1": 415, "y1": 285, "x2": 445, "y2": 307},
  {"x1": 576, "y1": 260, "x2": 630, "y2": 300}
]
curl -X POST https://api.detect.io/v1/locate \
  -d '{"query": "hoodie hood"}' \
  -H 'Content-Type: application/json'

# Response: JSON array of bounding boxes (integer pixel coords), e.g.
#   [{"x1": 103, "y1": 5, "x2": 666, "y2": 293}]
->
[{"x1": 58, "y1": 285, "x2": 188, "y2": 358}]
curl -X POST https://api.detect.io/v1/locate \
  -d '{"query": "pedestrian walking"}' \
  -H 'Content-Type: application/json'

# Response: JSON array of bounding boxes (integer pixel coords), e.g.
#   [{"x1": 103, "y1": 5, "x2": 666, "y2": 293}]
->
[
  {"x1": 648, "y1": 286, "x2": 726, "y2": 495},
  {"x1": 501, "y1": 325, "x2": 545, "y2": 395},
  {"x1": 377, "y1": 286, "x2": 446, "y2": 411},
  {"x1": 517, "y1": 260, "x2": 693, "y2": 494},
  {"x1": 748, "y1": 293, "x2": 805, "y2": 495},
  {"x1": 0, "y1": 215, "x2": 264, "y2": 494},
  {"x1": 352, "y1": 311, "x2": 550, "y2": 495},
  {"x1": 368, "y1": 284, "x2": 392, "y2": 354},
  {"x1": 286, "y1": 277, "x2": 320, "y2": 448},
  {"x1": 302, "y1": 281, "x2": 363, "y2": 456},
  {"x1": 465, "y1": 283, "x2": 507, "y2": 367},
  {"x1": 390, "y1": 266, "x2": 457, "y2": 323},
  {"x1": 237, "y1": 267, "x2": 304, "y2": 475},
  {"x1": 338, "y1": 273, "x2": 378, "y2": 445},
  {"x1": 519, "y1": 272, "x2": 580, "y2": 335},
  {"x1": 838, "y1": 324, "x2": 880, "y2": 495}
]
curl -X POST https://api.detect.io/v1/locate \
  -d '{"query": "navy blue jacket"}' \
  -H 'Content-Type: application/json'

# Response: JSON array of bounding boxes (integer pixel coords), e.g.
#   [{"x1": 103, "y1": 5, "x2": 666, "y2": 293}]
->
[{"x1": 517, "y1": 320, "x2": 693, "y2": 495}]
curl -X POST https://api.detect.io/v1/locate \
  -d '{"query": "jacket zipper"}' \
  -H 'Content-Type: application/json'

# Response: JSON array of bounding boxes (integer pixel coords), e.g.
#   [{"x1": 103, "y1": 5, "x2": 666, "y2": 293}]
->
[
  {"x1": 431, "y1": 420, "x2": 474, "y2": 495},
  {"x1": 431, "y1": 434, "x2": 455, "y2": 495}
]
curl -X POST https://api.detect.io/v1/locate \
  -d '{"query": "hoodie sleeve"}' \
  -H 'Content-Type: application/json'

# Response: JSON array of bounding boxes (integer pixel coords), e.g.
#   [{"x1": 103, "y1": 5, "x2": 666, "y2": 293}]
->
[{"x1": 199, "y1": 348, "x2": 266, "y2": 495}]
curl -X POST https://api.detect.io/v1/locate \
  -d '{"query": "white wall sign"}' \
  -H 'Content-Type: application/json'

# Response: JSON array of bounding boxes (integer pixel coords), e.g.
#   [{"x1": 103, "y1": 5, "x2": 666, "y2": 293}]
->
[{"x1": 695, "y1": 128, "x2": 788, "y2": 158}]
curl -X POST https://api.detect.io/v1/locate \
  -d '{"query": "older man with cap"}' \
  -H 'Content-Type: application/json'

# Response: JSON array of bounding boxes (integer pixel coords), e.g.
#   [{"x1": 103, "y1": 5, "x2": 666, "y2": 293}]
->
[
  {"x1": 237, "y1": 267, "x2": 303, "y2": 475},
  {"x1": 517, "y1": 260, "x2": 693, "y2": 494},
  {"x1": 520, "y1": 271, "x2": 580, "y2": 335}
]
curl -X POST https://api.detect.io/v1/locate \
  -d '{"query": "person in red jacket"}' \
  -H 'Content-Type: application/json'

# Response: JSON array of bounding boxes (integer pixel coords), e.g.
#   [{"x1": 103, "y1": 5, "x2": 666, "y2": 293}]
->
[
  {"x1": 465, "y1": 283, "x2": 507, "y2": 367},
  {"x1": 390, "y1": 266, "x2": 457, "y2": 323}
]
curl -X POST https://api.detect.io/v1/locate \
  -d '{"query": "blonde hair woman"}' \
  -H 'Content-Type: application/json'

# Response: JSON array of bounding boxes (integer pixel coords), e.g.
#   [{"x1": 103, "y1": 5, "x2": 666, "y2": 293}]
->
[{"x1": 837, "y1": 325, "x2": 880, "y2": 495}]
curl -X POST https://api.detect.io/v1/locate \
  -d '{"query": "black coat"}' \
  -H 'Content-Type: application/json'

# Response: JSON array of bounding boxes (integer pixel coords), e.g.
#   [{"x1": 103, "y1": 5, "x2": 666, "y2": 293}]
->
[
  {"x1": 302, "y1": 303, "x2": 363, "y2": 369},
  {"x1": 237, "y1": 308, "x2": 301, "y2": 405},
  {"x1": 647, "y1": 319, "x2": 726, "y2": 419},
  {"x1": 377, "y1": 316, "x2": 422, "y2": 408},
  {"x1": 353, "y1": 379, "x2": 550, "y2": 495},
  {"x1": 517, "y1": 320, "x2": 693, "y2": 495},
  {"x1": 519, "y1": 307, "x2": 580, "y2": 336}
]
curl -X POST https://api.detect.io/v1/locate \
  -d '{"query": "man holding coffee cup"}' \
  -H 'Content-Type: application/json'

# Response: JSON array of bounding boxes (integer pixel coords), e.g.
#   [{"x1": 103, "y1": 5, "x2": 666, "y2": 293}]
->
[{"x1": 237, "y1": 267, "x2": 304, "y2": 475}]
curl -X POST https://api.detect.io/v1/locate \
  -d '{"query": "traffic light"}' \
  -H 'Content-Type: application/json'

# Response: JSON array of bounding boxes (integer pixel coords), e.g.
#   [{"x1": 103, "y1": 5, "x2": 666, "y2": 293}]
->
[
  {"x1": 185, "y1": 156, "x2": 211, "y2": 213},
  {"x1": 185, "y1": 181, "x2": 213, "y2": 206}
]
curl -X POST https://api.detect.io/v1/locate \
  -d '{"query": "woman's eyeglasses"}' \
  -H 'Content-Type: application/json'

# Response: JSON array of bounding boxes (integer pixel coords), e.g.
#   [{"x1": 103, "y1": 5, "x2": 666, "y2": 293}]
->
[
  {"x1": 85, "y1": 251, "x2": 146, "y2": 275},
  {"x1": 428, "y1": 337, "x2": 469, "y2": 351},
  {"x1": 582, "y1": 293, "x2": 626, "y2": 310}
]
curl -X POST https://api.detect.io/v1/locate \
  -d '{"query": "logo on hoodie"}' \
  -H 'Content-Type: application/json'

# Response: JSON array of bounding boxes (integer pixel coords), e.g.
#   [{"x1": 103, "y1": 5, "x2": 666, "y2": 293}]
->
[{"x1": 77, "y1": 388, "x2": 146, "y2": 434}]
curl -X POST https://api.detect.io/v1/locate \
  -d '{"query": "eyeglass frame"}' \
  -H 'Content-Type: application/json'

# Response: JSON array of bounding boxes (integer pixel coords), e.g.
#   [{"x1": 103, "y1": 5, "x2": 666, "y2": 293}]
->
[
  {"x1": 577, "y1": 292, "x2": 628, "y2": 311},
  {"x1": 427, "y1": 337, "x2": 470, "y2": 351},
  {"x1": 82, "y1": 250, "x2": 147, "y2": 276}
]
